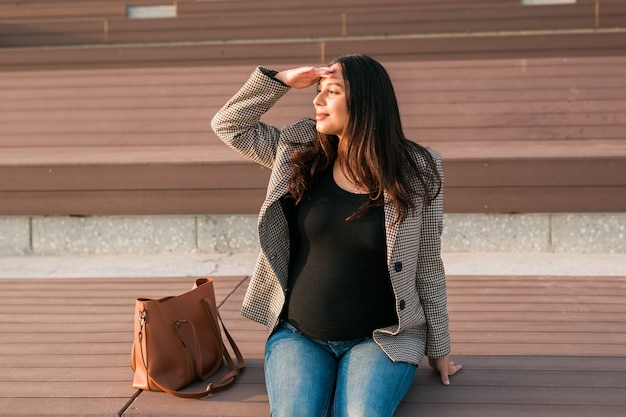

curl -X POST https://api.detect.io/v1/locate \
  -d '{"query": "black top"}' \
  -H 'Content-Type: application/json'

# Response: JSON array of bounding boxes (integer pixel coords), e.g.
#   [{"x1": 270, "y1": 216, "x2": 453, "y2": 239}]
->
[{"x1": 282, "y1": 167, "x2": 398, "y2": 341}]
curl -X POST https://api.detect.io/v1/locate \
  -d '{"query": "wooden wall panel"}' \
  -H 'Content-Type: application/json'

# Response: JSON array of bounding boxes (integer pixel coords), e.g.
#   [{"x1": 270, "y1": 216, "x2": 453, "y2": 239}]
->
[
  {"x1": 1, "y1": 1, "x2": 625, "y2": 214},
  {"x1": 1, "y1": 0, "x2": 625, "y2": 68},
  {"x1": 2, "y1": 57, "x2": 624, "y2": 147}
]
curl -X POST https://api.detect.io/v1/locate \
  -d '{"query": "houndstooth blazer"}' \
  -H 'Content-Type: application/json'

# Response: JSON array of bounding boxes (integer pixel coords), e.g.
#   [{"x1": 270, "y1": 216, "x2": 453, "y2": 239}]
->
[{"x1": 211, "y1": 67, "x2": 451, "y2": 365}]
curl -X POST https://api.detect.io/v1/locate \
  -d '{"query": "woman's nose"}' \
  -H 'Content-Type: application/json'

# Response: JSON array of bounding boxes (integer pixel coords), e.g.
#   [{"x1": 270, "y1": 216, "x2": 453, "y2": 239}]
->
[{"x1": 313, "y1": 92, "x2": 324, "y2": 106}]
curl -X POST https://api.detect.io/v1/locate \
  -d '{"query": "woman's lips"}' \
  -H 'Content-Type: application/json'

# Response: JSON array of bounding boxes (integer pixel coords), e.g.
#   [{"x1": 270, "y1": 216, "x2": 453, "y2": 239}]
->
[{"x1": 315, "y1": 113, "x2": 329, "y2": 120}]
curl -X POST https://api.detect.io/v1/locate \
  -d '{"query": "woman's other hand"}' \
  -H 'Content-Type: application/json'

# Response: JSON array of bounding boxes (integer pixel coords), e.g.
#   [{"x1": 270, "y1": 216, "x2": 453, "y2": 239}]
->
[
  {"x1": 428, "y1": 355, "x2": 462, "y2": 386},
  {"x1": 275, "y1": 66, "x2": 335, "y2": 89}
]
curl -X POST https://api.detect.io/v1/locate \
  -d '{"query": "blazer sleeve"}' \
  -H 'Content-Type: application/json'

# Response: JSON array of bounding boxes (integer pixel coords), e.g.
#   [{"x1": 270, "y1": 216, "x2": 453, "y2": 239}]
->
[
  {"x1": 415, "y1": 151, "x2": 451, "y2": 359},
  {"x1": 211, "y1": 67, "x2": 291, "y2": 169}
]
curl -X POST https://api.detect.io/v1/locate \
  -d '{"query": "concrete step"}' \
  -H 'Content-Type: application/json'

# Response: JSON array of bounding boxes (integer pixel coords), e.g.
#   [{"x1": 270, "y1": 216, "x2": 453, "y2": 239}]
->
[
  {"x1": 0, "y1": 252, "x2": 624, "y2": 279},
  {"x1": 1, "y1": 213, "x2": 625, "y2": 257}
]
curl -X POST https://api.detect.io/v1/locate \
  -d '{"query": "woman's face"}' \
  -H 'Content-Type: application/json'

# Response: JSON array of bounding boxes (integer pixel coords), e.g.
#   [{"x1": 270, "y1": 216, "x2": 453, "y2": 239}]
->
[{"x1": 313, "y1": 63, "x2": 348, "y2": 139}]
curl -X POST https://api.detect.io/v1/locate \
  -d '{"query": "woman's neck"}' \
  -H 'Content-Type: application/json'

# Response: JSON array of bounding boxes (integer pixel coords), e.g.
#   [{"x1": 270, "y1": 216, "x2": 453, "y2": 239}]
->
[{"x1": 332, "y1": 159, "x2": 368, "y2": 194}]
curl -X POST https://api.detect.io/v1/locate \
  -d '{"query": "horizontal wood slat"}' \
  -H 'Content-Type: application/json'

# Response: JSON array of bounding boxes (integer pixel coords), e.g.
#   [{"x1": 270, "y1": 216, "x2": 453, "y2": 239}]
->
[
  {"x1": 0, "y1": 166, "x2": 624, "y2": 214},
  {"x1": 1, "y1": 56, "x2": 625, "y2": 214},
  {"x1": 1, "y1": 4, "x2": 618, "y2": 48},
  {"x1": 1, "y1": 274, "x2": 624, "y2": 416},
  {"x1": 7, "y1": 113, "x2": 626, "y2": 134},
  {"x1": 0, "y1": 2, "x2": 125, "y2": 20},
  {"x1": 0, "y1": 2, "x2": 626, "y2": 46},
  {"x1": 3, "y1": 32, "x2": 626, "y2": 72},
  {"x1": 2, "y1": 0, "x2": 504, "y2": 21},
  {"x1": 2, "y1": 56, "x2": 625, "y2": 142},
  {"x1": 1, "y1": 0, "x2": 625, "y2": 70},
  {"x1": 0, "y1": 189, "x2": 269, "y2": 215},
  {"x1": 444, "y1": 186, "x2": 626, "y2": 213}
]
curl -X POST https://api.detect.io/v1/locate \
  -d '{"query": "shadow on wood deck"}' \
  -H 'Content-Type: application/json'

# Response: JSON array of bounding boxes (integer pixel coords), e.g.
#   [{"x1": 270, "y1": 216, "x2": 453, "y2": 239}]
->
[{"x1": 0, "y1": 274, "x2": 624, "y2": 416}]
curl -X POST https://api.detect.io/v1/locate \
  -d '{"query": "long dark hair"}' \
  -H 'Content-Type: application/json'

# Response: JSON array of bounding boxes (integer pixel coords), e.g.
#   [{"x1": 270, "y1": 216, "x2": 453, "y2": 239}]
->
[{"x1": 287, "y1": 54, "x2": 442, "y2": 224}]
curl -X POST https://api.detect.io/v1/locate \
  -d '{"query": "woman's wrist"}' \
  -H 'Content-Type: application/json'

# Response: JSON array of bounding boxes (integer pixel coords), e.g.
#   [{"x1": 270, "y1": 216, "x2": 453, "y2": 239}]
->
[{"x1": 259, "y1": 67, "x2": 289, "y2": 87}]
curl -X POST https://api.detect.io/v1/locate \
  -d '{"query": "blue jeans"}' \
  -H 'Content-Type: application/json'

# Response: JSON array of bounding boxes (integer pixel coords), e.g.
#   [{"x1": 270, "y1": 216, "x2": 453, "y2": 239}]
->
[{"x1": 264, "y1": 322, "x2": 416, "y2": 417}]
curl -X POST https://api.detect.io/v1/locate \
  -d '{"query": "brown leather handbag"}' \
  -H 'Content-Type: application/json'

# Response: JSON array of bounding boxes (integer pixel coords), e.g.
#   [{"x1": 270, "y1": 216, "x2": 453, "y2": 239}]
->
[{"x1": 131, "y1": 277, "x2": 244, "y2": 398}]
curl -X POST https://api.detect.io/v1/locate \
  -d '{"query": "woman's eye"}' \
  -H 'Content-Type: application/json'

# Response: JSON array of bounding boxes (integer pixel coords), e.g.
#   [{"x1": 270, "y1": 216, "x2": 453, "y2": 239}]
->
[{"x1": 315, "y1": 88, "x2": 340, "y2": 96}]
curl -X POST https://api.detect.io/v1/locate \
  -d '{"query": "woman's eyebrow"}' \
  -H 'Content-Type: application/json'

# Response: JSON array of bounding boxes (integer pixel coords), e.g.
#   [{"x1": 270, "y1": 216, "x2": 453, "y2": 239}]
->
[{"x1": 318, "y1": 80, "x2": 345, "y2": 89}]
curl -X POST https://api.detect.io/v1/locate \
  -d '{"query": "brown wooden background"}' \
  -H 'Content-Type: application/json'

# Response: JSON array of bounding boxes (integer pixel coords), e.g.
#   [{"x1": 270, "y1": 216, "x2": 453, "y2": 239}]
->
[{"x1": 1, "y1": 0, "x2": 625, "y2": 215}]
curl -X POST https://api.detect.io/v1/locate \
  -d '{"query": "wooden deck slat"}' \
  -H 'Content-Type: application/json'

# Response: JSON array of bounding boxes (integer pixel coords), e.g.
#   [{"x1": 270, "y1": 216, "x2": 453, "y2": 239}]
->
[
  {"x1": 395, "y1": 404, "x2": 626, "y2": 417},
  {"x1": 415, "y1": 369, "x2": 626, "y2": 388},
  {"x1": 444, "y1": 186, "x2": 626, "y2": 213},
  {"x1": 4, "y1": 98, "x2": 626, "y2": 116},
  {"x1": 2, "y1": 32, "x2": 626, "y2": 72},
  {"x1": 452, "y1": 344, "x2": 625, "y2": 356},
  {"x1": 2, "y1": 139, "x2": 624, "y2": 161},
  {"x1": 0, "y1": 143, "x2": 624, "y2": 182},
  {"x1": 429, "y1": 354, "x2": 626, "y2": 371},
  {"x1": 0, "y1": 322, "x2": 131, "y2": 333},
  {"x1": 0, "y1": 0, "x2": 514, "y2": 22},
  {"x1": 0, "y1": 354, "x2": 131, "y2": 368},
  {"x1": 0, "y1": 187, "x2": 620, "y2": 215},
  {"x1": 2, "y1": 1, "x2": 622, "y2": 49},
  {"x1": 0, "y1": 381, "x2": 135, "y2": 398},
  {"x1": 3, "y1": 66, "x2": 626, "y2": 91},
  {"x1": 449, "y1": 302, "x2": 626, "y2": 313},
  {"x1": 5, "y1": 332, "x2": 131, "y2": 343},
  {"x1": 0, "y1": 398, "x2": 135, "y2": 417},
  {"x1": 451, "y1": 332, "x2": 626, "y2": 345},
  {"x1": 0, "y1": 8, "x2": 600, "y2": 47},
  {"x1": 1, "y1": 275, "x2": 625, "y2": 416},
  {"x1": 0, "y1": 3, "x2": 125, "y2": 20},
  {"x1": 2, "y1": 125, "x2": 626, "y2": 143},
  {"x1": 1, "y1": 186, "x2": 625, "y2": 215},
  {"x1": 3, "y1": 124, "x2": 626, "y2": 146},
  {"x1": 1, "y1": 56, "x2": 625, "y2": 214},
  {"x1": 6, "y1": 88, "x2": 626, "y2": 107},
  {"x1": 3, "y1": 109, "x2": 626, "y2": 133},
  {"x1": 0, "y1": 342, "x2": 132, "y2": 355},
  {"x1": 2, "y1": 367, "x2": 131, "y2": 382},
  {"x1": 450, "y1": 311, "x2": 626, "y2": 322},
  {"x1": 450, "y1": 321, "x2": 626, "y2": 333},
  {"x1": 404, "y1": 386, "x2": 626, "y2": 406},
  {"x1": 346, "y1": 6, "x2": 598, "y2": 36},
  {"x1": 2, "y1": 55, "x2": 624, "y2": 82},
  {"x1": 0, "y1": 189, "x2": 269, "y2": 216}
]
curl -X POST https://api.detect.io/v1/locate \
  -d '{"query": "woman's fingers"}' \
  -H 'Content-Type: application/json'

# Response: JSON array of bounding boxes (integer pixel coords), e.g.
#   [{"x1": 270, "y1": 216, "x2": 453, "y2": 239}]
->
[
  {"x1": 275, "y1": 66, "x2": 335, "y2": 89},
  {"x1": 429, "y1": 356, "x2": 462, "y2": 386}
]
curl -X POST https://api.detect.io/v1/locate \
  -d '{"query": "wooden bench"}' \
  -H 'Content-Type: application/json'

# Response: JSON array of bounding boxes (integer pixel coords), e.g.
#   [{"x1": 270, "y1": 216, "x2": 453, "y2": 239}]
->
[
  {"x1": 1, "y1": 0, "x2": 626, "y2": 68},
  {"x1": 0, "y1": 274, "x2": 624, "y2": 416},
  {"x1": 3, "y1": 0, "x2": 623, "y2": 48},
  {"x1": 2, "y1": 0, "x2": 621, "y2": 22},
  {"x1": 0, "y1": 56, "x2": 624, "y2": 215},
  {"x1": 0, "y1": 0, "x2": 125, "y2": 20}
]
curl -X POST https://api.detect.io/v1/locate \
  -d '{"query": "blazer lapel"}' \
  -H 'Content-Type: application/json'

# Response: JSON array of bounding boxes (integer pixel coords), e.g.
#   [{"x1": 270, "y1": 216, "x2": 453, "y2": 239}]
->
[
  {"x1": 383, "y1": 190, "x2": 424, "y2": 271},
  {"x1": 384, "y1": 193, "x2": 401, "y2": 266}
]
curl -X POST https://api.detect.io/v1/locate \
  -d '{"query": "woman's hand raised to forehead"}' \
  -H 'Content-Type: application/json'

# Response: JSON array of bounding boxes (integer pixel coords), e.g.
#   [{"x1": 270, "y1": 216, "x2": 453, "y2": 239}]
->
[{"x1": 274, "y1": 66, "x2": 334, "y2": 89}]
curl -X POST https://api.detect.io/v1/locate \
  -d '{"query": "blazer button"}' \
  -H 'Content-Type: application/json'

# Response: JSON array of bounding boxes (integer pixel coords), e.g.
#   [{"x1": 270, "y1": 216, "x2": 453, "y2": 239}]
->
[
  {"x1": 394, "y1": 261, "x2": 403, "y2": 272},
  {"x1": 399, "y1": 300, "x2": 406, "y2": 310}
]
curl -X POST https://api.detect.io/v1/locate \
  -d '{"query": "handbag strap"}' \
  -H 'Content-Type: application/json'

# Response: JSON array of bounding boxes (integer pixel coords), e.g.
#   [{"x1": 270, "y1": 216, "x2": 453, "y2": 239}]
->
[
  {"x1": 208, "y1": 309, "x2": 246, "y2": 391},
  {"x1": 137, "y1": 300, "x2": 245, "y2": 399},
  {"x1": 201, "y1": 298, "x2": 246, "y2": 390}
]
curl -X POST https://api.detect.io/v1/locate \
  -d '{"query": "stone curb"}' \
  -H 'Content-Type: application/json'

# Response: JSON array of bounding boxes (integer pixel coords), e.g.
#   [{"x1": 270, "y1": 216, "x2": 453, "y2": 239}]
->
[{"x1": 1, "y1": 252, "x2": 624, "y2": 279}]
